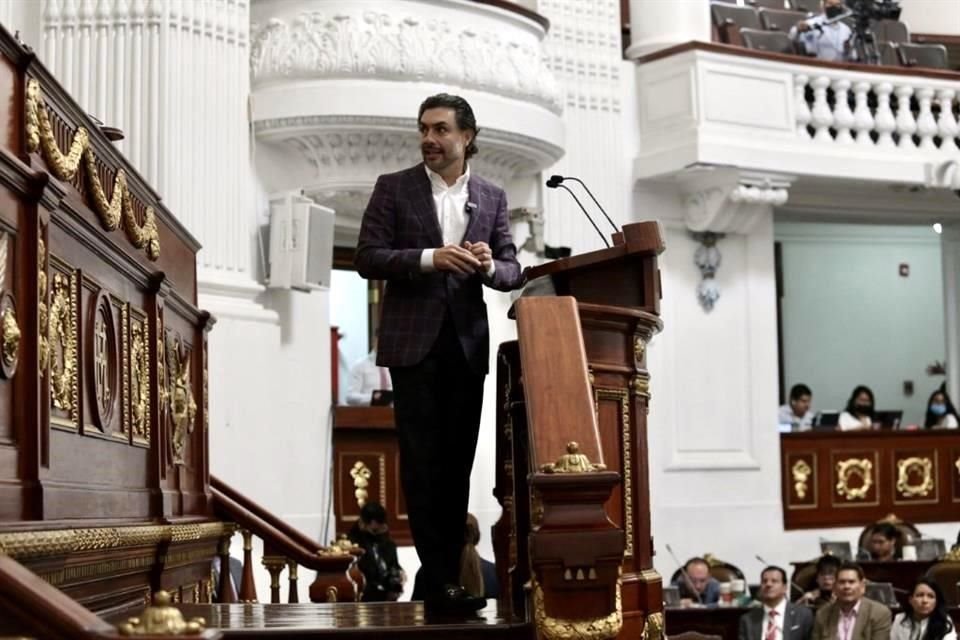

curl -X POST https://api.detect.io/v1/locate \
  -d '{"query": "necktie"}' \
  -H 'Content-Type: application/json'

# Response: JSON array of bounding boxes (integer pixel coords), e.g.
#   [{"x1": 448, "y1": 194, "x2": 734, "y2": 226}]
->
[{"x1": 765, "y1": 609, "x2": 778, "y2": 640}]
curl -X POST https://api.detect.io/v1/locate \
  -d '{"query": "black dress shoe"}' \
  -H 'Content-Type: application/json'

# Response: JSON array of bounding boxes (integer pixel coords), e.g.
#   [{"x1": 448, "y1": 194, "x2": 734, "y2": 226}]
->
[{"x1": 424, "y1": 584, "x2": 486, "y2": 614}]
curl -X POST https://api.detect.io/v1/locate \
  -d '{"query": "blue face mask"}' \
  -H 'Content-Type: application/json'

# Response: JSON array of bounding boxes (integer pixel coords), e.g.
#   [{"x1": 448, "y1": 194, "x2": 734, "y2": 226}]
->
[{"x1": 931, "y1": 403, "x2": 947, "y2": 416}]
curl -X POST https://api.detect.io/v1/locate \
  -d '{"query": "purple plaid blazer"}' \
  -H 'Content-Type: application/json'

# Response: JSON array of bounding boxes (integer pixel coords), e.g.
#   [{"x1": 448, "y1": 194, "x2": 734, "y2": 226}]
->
[{"x1": 355, "y1": 163, "x2": 523, "y2": 374}]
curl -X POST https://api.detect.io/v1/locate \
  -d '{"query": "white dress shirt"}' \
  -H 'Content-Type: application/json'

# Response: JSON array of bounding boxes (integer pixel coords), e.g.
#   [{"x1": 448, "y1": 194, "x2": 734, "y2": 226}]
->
[
  {"x1": 346, "y1": 351, "x2": 392, "y2": 406},
  {"x1": 838, "y1": 411, "x2": 872, "y2": 431},
  {"x1": 419, "y1": 165, "x2": 494, "y2": 276},
  {"x1": 789, "y1": 15, "x2": 854, "y2": 62},
  {"x1": 891, "y1": 612, "x2": 958, "y2": 640},
  {"x1": 762, "y1": 598, "x2": 787, "y2": 640}
]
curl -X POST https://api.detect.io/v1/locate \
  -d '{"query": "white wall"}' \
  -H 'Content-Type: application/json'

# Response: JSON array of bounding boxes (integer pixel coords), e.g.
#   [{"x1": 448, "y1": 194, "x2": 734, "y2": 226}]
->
[
  {"x1": 777, "y1": 221, "x2": 946, "y2": 426},
  {"x1": 898, "y1": 0, "x2": 960, "y2": 36}
]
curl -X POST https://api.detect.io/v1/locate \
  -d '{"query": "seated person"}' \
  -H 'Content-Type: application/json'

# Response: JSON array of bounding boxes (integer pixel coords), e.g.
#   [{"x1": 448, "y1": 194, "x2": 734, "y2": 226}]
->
[
  {"x1": 346, "y1": 337, "x2": 392, "y2": 406},
  {"x1": 799, "y1": 554, "x2": 841, "y2": 608},
  {"x1": 738, "y1": 566, "x2": 813, "y2": 640},
  {"x1": 672, "y1": 557, "x2": 720, "y2": 606},
  {"x1": 839, "y1": 385, "x2": 876, "y2": 431},
  {"x1": 779, "y1": 383, "x2": 815, "y2": 431},
  {"x1": 925, "y1": 385, "x2": 959, "y2": 429},
  {"x1": 812, "y1": 563, "x2": 891, "y2": 640},
  {"x1": 891, "y1": 578, "x2": 957, "y2": 640},
  {"x1": 347, "y1": 501, "x2": 405, "y2": 601},
  {"x1": 866, "y1": 522, "x2": 901, "y2": 561},
  {"x1": 413, "y1": 513, "x2": 499, "y2": 601},
  {"x1": 788, "y1": 0, "x2": 855, "y2": 62}
]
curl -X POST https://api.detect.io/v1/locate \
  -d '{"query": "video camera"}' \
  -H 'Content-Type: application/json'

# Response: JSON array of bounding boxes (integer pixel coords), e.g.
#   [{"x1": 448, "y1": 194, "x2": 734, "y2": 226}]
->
[{"x1": 847, "y1": 0, "x2": 902, "y2": 26}]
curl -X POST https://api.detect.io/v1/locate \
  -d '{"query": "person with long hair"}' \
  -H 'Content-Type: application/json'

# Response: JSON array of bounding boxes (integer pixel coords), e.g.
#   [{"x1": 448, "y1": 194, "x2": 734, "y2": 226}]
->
[
  {"x1": 459, "y1": 513, "x2": 498, "y2": 599},
  {"x1": 891, "y1": 578, "x2": 957, "y2": 640},
  {"x1": 924, "y1": 385, "x2": 959, "y2": 429},
  {"x1": 839, "y1": 385, "x2": 876, "y2": 431}
]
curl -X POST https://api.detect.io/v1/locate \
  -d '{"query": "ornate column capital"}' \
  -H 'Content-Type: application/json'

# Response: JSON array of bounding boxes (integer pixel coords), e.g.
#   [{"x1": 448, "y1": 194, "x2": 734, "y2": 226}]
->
[{"x1": 678, "y1": 166, "x2": 794, "y2": 234}]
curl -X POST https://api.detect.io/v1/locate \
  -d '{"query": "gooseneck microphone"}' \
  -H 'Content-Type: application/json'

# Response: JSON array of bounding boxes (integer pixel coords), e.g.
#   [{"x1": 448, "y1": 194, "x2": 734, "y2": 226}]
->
[
  {"x1": 549, "y1": 175, "x2": 620, "y2": 234},
  {"x1": 665, "y1": 544, "x2": 703, "y2": 605},
  {"x1": 546, "y1": 177, "x2": 610, "y2": 248}
]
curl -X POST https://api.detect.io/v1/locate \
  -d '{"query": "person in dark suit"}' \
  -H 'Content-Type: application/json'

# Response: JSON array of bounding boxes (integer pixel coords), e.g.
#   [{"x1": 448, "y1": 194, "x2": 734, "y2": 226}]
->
[
  {"x1": 812, "y1": 562, "x2": 892, "y2": 640},
  {"x1": 355, "y1": 93, "x2": 523, "y2": 613},
  {"x1": 739, "y1": 565, "x2": 813, "y2": 640}
]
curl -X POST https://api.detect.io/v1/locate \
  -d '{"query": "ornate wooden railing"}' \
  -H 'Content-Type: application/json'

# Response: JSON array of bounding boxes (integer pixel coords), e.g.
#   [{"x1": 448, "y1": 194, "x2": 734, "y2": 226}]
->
[{"x1": 210, "y1": 475, "x2": 362, "y2": 604}]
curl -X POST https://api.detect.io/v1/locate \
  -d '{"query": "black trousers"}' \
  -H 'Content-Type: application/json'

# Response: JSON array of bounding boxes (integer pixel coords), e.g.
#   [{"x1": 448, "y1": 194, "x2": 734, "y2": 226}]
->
[{"x1": 390, "y1": 315, "x2": 484, "y2": 600}]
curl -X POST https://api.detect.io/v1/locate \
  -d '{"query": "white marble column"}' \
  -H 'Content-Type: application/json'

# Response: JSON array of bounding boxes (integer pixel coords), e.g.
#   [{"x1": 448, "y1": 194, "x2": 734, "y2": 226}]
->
[
  {"x1": 626, "y1": 0, "x2": 712, "y2": 58},
  {"x1": 38, "y1": 0, "x2": 270, "y2": 321},
  {"x1": 941, "y1": 223, "x2": 960, "y2": 403}
]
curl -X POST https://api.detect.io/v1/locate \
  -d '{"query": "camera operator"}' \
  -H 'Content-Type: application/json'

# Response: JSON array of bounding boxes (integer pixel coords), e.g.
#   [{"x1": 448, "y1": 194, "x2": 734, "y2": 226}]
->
[
  {"x1": 790, "y1": 0, "x2": 856, "y2": 62},
  {"x1": 348, "y1": 501, "x2": 406, "y2": 602}
]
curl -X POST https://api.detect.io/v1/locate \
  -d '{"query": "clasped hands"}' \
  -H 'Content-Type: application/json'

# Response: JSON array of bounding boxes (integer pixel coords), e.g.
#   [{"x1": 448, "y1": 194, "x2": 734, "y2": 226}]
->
[{"x1": 433, "y1": 241, "x2": 492, "y2": 275}]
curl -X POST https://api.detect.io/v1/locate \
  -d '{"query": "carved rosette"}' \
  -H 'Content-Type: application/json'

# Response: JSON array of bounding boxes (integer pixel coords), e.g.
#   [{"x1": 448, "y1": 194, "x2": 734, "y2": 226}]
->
[
  {"x1": 167, "y1": 334, "x2": 197, "y2": 465},
  {"x1": 49, "y1": 271, "x2": 79, "y2": 424},
  {"x1": 835, "y1": 458, "x2": 873, "y2": 501},
  {"x1": 0, "y1": 291, "x2": 20, "y2": 379},
  {"x1": 130, "y1": 316, "x2": 150, "y2": 443},
  {"x1": 87, "y1": 291, "x2": 118, "y2": 432},
  {"x1": 896, "y1": 457, "x2": 934, "y2": 498}
]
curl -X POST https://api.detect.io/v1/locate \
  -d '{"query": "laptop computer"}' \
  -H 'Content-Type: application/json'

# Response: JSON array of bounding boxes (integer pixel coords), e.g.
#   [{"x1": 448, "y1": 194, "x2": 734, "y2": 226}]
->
[
  {"x1": 865, "y1": 581, "x2": 897, "y2": 606},
  {"x1": 819, "y1": 540, "x2": 852, "y2": 560},
  {"x1": 662, "y1": 585, "x2": 681, "y2": 608},
  {"x1": 813, "y1": 411, "x2": 840, "y2": 430},
  {"x1": 874, "y1": 410, "x2": 902, "y2": 430},
  {"x1": 916, "y1": 538, "x2": 946, "y2": 561},
  {"x1": 370, "y1": 389, "x2": 394, "y2": 407}
]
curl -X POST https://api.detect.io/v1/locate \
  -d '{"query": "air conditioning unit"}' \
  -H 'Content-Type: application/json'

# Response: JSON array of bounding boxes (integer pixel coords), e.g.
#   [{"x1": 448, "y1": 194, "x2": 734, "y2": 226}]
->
[{"x1": 266, "y1": 191, "x2": 335, "y2": 290}]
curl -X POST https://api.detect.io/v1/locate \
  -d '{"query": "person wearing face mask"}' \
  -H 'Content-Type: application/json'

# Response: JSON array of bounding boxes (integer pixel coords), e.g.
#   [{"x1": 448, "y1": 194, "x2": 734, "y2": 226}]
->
[
  {"x1": 891, "y1": 578, "x2": 957, "y2": 640},
  {"x1": 924, "y1": 386, "x2": 959, "y2": 429},
  {"x1": 789, "y1": 0, "x2": 855, "y2": 62},
  {"x1": 839, "y1": 385, "x2": 876, "y2": 431},
  {"x1": 348, "y1": 501, "x2": 406, "y2": 602}
]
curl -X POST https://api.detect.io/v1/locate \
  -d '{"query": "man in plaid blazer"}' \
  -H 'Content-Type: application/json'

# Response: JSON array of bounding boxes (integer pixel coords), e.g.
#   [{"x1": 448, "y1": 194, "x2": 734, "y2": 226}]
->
[{"x1": 355, "y1": 93, "x2": 523, "y2": 613}]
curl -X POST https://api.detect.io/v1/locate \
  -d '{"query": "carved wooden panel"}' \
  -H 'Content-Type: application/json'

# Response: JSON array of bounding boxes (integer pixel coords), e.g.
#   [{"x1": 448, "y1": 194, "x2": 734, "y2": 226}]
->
[
  {"x1": 831, "y1": 450, "x2": 879, "y2": 508},
  {"x1": 784, "y1": 451, "x2": 817, "y2": 510},
  {"x1": 892, "y1": 449, "x2": 938, "y2": 505}
]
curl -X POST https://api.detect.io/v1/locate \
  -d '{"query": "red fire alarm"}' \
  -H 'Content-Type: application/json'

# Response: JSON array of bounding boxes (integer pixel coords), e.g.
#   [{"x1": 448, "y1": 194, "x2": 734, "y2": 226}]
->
[{"x1": 899, "y1": 263, "x2": 909, "y2": 277}]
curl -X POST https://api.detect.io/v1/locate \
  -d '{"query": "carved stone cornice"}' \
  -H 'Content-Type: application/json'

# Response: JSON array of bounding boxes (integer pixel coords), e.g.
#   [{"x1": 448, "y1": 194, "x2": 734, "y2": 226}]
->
[
  {"x1": 250, "y1": 1, "x2": 561, "y2": 114},
  {"x1": 678, "y1": 167, "x2": 794, "y2": 234}
]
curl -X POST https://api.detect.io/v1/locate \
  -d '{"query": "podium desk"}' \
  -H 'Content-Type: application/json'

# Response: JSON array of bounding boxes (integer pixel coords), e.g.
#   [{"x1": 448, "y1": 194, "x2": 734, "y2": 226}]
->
[
  {"x1": 332, "y1": 406, "x2": 411, "y2": 545},
  {"x1": 665, "y1": 606, "x2": 750, "y2": 638},
  {"x1": 780, "y1": 430, "x2": 960, "y2": 529}
]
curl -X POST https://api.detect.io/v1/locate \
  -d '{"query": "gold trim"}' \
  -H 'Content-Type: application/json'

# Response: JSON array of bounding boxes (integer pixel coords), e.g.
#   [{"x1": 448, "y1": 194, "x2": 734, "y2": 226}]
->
[
  {"x1": 117, "y1": 590, "x2": 205, "y2": 635},
  {"x1": 49, "y1": 271, "x2": 78, "y2": 424},
  {"x1": 641, "y1": 612, "x2": 664, "y2": 640},
  {"x1": 350, "y1": 460, "x2": 372, "y2": 508},
  {"x1": 792, "y1": 459, "x2": 812, "y2": 499},
  {"x1": 121, "y1": 304, "x2": 130, "y2": 438},
  {"x1": 597, "y1": 387, "x2": 634, "y2": 558},
  {"x1": 37, "y1": 236, "x2": 48, "y2": 377},
  {"x1": 326, "y1": 586, "x2": 338, "y2": 603},
  {"x1": 0, "y1": 522, "x2": 225, "y2": 560},
  {"x1": 896, "y1": 456, "x2": 934, "y2": 498},
  {"x1": 541, "y1": 442, "x2": 606, "y2": 473},
  {"x1": 2, "y1": 303, "x2": 20, "y2": 372},
  {"x1": 130, "y1": 317, "x2": 150, "y2": 443},
  {"x1": 168, "y1": 336, "x2": 197, "y2": 465},
  {"x1": 26, "y1": 78, "x2": 160, "y2": 261},
  {"x1": 835, "y1": 457, "x2": 873, "y2": 501},
  {"x1": 633, "y1": 336, "x2": 646, "y2": 369},
  {"x1": 532, "y1": 576, "x2": 622, "y2": 640}
]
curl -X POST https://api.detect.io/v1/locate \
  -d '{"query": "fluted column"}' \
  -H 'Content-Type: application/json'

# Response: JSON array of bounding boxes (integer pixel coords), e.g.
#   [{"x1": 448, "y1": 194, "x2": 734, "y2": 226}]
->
[
  {"x1": 626, "y1": 0, "x2": 711, "y2": 57},
  {"x1": 942, "y1": 223, "x2": 960, "y2": 404},
  {"x1": 38, "y1": 0, "x2": 270, "y2": 321}
]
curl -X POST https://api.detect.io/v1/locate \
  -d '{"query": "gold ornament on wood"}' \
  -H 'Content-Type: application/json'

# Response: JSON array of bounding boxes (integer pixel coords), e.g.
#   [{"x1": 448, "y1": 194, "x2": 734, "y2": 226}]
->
[
  {"x1": 641, "y1": 612, "x2": 664, "y2": 640},
  {"x1": 167, "y1": 336, "x2": 197, "y2": 464},
  {"x1": 835, "y1": 458, "x2": 873, "y2": 501},
  {"x1": 350, "y1": 461, "x2": 372, "y2": 507},
  {"x1": 25, "y1": 78, "x2": 160, "y2": 260},
  {"x1": 37, "y1": 237, "x2": 48, "y2": 376},
  {"x1": 541, "y1": 442, "x2": 607, "y2": 473},
  {"x1": 48, "y1": 272, "x2": 78, "y2": 420},
  {"x1": 117, "y1": 590, "x2": 205, "y2": 636},
  {"x1": 0, "y1": 299, "x2": 20, "y2": 377},
  {"x1": 532, "y1": 576, "x2": 622, "y2": 640},
  {"x1": 792, "y1": 459, "x2": 812, "y2": 499},
  {"x1": 130, "y1": 318, "x2": 150, "y2": 442},
  {"x1": 896, "y1": 457, "x2": 934, "y2": 498}
]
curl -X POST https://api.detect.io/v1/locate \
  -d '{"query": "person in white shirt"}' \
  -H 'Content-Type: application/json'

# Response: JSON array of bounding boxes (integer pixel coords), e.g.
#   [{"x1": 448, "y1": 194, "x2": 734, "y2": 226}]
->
[
  {"x1": 738, "y1": 566, "x2": 814, "y2": 640},
  {"x1": 891, "y1": 578, "x2": 957, "y2": 640},
  {"x1": 924, "y1": 386, "x2": 959, "y2": 429},
  {"x1": 789, "y1": 0, "x2": 855, "y2": 62},
  {"x1": 346, "y1": 339, "x2": 392, "y2": 406},
  {"x1": 838, "y1": 385, "x2": 875, "y2": 431},
  {"x1": 779, "y1": 383, "x2": 815, "y2": 431}
]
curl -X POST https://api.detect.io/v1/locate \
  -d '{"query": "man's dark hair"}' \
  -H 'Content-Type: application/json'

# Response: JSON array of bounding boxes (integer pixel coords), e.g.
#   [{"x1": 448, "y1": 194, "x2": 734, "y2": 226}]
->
[
  {"x1": 815, "y1": 554, "x2": 842, "y2": 575},
  {"x1": 761, "y1": 565, "x2": 787, "y2": 584},
  {"x1": 359, "y1": 501, "x2": 387, "y2": 525},
  {"x1": 837, "y1": 562, "x2": 865, "y2": 581},
  {"x1": 871, "y1": 522, "x2": 899, "y2": 541},
  {"x1": 790, "y1": 384, "x2": 812, "y2": 402},
  {"x1": 418, "y1": 93, "x2": 479, "y2": 159}
]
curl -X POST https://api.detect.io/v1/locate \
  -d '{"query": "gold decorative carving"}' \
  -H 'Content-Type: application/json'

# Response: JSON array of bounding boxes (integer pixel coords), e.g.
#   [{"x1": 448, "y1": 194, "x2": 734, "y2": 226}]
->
[
  {"x1": 835, "y1": 458, "x2": 873, "y2": 501},
  {"x1": 350, "y1": 460, "x2": 372, "y2": 508},
  {"x1": 597, "y1": 387, "x2": 633, "y2": 558},
  {"x1": 956, "y1": 456, "x2": 960, "y2": 476},
  {"x1": 88, "y1": 293, "x2": 118, "y2": 431},
  {"x1": 630, "y1": 374, "x2": 650, "y2": 398},
  {"x1": 945, "y1": 546, "x2": 960, "y2": 561},
  {"x1": 532, "y1": 576, "x2": 622, "y2": 640},
  {"x1": 0, "y1": 522, "x2": 224, "y2": 560},
  {"x1": 326, "y1": 586, "x2": 338, "y2": 603},
  {"x1": 1, "y1": 301, "x2": 20, "y2": 376},
  {"x1": 318, "y1": 534, "x2": 357, "y2": 558},
  {"x1": 157, "y1": 312, "x2": 168, "y2": 429},
  {"x1": 37, "y1": 237, "x2": 48, "y2": 376},
  {"x1": 896, "y1": 457, "x2": 934, "y2": 498},
  {"x1": 541, "y1": 442, "x2": 607, "y2": 474},
  {"x1": 641, "y1": 612, "x2": 664, "y2": 640},
  {"x1": 792, "y1": 459, "x2": 812, "y2": 499},
  {"x1": 49, "y1": 271, "x2": 78, "y2": 422},
  {"x1": 202, "y1": 339, "x2": 209, "y2": 432},
  {"x1": 633, "y1": 335, "x2": 646, "y2": 369},
  {"x1": 121, "y1": 304, "x2": 130, "y2": 436},
  {"x1": 118, "y1": 590, "x2": 205, "y2": 635},
  {"x1": 130, "y1": 317, "x2": 150, "y2": 442},
  {"x1": 25, "y1": 78, "x2": 160, "y2": 260},
  {"x1": 167, "y1": 335, "x2": 197, "y2": 464}
]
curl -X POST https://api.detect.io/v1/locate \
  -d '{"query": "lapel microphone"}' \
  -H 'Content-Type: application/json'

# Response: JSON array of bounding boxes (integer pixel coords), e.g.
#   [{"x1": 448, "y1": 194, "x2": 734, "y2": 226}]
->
[{"x1": 466, "y1": 201, "x2": 477, "y2": 214}]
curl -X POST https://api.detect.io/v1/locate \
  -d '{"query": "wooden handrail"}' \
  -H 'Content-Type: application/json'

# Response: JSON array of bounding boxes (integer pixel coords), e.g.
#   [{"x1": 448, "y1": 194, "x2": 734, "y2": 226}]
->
[{"x1": 0, "y1": 555, "x2": 223, "y2": 639}]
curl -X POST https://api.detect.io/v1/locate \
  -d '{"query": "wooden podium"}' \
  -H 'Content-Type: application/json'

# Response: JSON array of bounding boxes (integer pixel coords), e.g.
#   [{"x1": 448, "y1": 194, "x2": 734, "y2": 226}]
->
[{"x1": 494, "y1": 222, "x2": 665, "y2": 640}]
